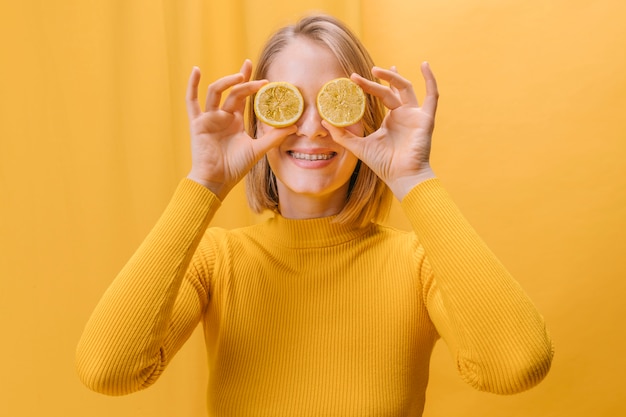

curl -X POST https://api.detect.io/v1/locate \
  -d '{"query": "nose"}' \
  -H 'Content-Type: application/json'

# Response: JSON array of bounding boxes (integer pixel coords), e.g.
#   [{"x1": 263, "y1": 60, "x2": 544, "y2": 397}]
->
[{"x1": 296, "y1": 101, "x2": 327, "y2": 139}]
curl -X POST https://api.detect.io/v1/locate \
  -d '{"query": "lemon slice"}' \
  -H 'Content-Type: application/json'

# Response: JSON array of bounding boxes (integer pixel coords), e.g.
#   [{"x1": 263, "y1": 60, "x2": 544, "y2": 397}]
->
[
  {"x1": 316, "y1": 78, "x2": 365, "y2": 127},
  {"x1": 254, "y1": 81, "x2": 304, "y2": 128}
]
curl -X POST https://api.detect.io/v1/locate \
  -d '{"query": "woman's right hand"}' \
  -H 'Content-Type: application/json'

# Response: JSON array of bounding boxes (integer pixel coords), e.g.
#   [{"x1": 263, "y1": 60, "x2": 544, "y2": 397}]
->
[{"x1": 185, "y1": 60, "x2": 296, "y2": 200}]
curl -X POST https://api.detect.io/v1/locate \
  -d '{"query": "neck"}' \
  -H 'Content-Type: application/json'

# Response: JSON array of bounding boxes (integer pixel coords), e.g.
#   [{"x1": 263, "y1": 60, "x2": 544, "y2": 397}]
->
[
  {"x1": 276, "y1": 185, "x2": 349, "y2": 220},
  {"x1": 277, "y1": 194, "x2": 345, "y2": 219}
]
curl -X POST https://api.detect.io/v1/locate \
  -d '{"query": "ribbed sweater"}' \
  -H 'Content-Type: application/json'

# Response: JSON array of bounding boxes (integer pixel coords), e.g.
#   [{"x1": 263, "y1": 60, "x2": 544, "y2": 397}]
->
[{"x1": 76, "y1": 178, "x2": 553, "y2": 417}]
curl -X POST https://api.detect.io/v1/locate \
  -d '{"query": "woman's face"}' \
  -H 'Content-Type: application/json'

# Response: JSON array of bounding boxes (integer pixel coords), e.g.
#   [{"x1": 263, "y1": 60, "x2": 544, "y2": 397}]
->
[{"x1": 259, "y1": 37, "x2": 363, "y2": 219}]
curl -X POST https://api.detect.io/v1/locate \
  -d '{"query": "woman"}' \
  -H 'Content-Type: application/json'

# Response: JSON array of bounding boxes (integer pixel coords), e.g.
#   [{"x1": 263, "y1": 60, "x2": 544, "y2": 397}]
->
[{"x1": 76, "y1": 14, "x2": 553, "y2": 416}]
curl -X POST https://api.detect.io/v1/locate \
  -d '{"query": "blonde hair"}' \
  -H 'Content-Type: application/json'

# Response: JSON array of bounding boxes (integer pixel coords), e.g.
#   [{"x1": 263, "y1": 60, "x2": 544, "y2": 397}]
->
[{"x1": 245, "y1": 14, "x2": 392, "y2": 227}]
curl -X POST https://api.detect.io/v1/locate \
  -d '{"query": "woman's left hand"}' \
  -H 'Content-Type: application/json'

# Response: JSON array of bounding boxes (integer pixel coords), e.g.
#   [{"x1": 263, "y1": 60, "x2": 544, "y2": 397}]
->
[{"x1": 325, "y1": 62, "x2": 439, "y2": 200}]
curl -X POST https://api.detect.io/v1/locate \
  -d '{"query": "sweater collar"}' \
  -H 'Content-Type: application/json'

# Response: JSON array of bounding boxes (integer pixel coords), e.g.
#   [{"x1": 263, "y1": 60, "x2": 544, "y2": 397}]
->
[{"x1": 261, "y1": 213, "x2": 373, "y2": 249}]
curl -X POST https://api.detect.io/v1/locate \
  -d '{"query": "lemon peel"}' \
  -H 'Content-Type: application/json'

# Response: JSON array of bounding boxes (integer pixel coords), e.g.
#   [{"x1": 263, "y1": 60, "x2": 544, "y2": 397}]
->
[
  {"x1": 316, "y1": 78, "x2": 365, "y2": 127},
  {"x1": 254, "y1": 82, "x2": 304, "y2": 128}
]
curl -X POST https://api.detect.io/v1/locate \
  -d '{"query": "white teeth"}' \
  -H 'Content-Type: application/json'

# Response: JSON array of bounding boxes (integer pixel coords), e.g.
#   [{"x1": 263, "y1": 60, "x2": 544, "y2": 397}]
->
[{"x1": 290, "y1": 151, "x2": 335, "y2": 161}]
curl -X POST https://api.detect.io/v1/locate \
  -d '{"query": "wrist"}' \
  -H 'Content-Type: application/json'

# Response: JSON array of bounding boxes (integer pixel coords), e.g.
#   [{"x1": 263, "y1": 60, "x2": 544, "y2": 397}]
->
[
  {"x1": 388, "y1": 165, "x2": 437, "y2": 201},
  {"x1": 186, "y1": 173, "x2": 230, "y2": 201}
]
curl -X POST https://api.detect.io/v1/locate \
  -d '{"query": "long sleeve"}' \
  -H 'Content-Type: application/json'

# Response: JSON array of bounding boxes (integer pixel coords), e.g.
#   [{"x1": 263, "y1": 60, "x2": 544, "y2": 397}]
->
[
  {"x1": 75, "y1": 178, "x2": 221, "y2": 395},
  {"x1": 401, "y1": 179, "x2": 554, "y2": 394}
]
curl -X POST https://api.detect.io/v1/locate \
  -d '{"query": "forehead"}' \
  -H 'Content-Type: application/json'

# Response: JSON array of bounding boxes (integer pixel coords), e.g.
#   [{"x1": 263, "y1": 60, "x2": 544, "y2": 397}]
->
[{"x1": 265, "y1": 37, "x2": 346, "y2": 85}]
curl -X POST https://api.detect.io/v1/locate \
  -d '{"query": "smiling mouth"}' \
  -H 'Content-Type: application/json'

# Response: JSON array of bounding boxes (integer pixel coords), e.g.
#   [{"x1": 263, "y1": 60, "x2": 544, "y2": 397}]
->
[{"x1": 288, "y1": 151, "x2": 337, "y2": 161}]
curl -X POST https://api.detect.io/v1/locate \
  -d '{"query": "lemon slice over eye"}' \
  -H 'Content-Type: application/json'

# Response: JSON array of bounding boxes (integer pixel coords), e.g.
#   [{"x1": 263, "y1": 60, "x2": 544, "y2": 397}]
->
[
  {"x1": 254, "y1": 81, "x2": 304, "y2": 128},
  {"x1": 316, "y1": 77, "x2": 365, "y2": 127}
]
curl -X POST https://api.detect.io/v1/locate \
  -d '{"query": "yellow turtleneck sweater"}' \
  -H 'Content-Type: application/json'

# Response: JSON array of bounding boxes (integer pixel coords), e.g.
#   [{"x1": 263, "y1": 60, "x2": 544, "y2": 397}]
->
[{"x1": 76, "y1": 178, "x2": 553, "y2": 416}]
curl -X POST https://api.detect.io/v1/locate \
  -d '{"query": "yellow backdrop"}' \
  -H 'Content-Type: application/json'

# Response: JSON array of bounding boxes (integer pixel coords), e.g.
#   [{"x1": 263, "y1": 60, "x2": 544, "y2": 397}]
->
[{"x1": 1, "y1": 0, "x2": 625, "y2": 416}]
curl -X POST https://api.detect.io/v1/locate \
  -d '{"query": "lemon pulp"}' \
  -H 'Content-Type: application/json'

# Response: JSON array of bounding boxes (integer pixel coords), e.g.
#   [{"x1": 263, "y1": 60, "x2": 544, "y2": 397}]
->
[
  {"x1": 316, "y1": 78, "x2": 365, "y2": 127},
  {"x1": 254, "y1": 82, "x2": 304, "y2": 128}
]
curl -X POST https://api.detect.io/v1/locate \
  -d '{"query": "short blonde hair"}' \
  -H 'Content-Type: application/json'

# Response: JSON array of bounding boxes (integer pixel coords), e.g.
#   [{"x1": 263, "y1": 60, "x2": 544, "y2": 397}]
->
[{"x1": 245, "y1": 14, "x2": 392, "y2": 227}]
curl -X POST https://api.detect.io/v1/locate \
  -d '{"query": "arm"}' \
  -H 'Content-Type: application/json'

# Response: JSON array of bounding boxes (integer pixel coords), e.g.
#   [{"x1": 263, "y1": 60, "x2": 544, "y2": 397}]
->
[
  {"x1": 75, "y1": 179, "x2": 220, "y2": 395},
  {"x1": 328, "y1": 62, "x2": 553, "y2": 393},
  {"x1": 403, "y1": 179, "x2": 553, "y2": 394},
  {"x1": 76, "y1": 60, "x2": 293, "y2": 395}
]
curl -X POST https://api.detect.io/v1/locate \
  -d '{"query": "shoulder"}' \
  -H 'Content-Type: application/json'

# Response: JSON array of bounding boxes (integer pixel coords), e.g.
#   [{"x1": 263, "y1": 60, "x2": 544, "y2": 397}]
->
[
  {"x1": 191, "y1": 225, "x2": 259, "y2": 283},
  {"x1": 370, "y1": 222, "x2": 429, "y2": 269},
  {"x1": 370, "y1": 222, "x2": 417, "y2": 243},
  {"x1": 364, "y1": 223, "x2": 426, "y2": 258},
  {"x1": 200, "y1": 223, "x2": 267, "y2": 251}
]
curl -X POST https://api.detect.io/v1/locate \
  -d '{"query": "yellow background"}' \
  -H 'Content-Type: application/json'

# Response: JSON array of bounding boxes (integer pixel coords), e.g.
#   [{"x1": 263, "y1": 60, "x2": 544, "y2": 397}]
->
[{"x1": 1, "y1": 0, "x2": 625, "y2": 416}]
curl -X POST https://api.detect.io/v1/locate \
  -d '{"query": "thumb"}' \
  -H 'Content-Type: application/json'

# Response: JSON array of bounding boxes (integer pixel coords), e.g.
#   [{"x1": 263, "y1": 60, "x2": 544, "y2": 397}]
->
[
  {"x1": 251, "y1": 125, "x2": 297, "y2": 159},
  {"x1": 323, "y1": 121, "x2": 366, "y2": 160}
]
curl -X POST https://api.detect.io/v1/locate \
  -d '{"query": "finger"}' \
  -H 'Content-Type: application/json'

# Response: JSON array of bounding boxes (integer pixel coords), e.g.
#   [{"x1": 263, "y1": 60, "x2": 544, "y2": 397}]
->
[
  {"x1": 321, "y1": 121, "x2": 367, "y2": 159},
  {"x1": 221, "y1": 79, "x2": 267, "y2": 114},
  {"x1": 251, "y1": 125, "x2": 297, "y2": 157},
  {"x1": 186, "y1": 66, "x2": 202, "y2": 119},
  {"x1": 372, "y1": 66, "x2": 420, "y2": 107},
  {"x1": 389, "y1": 65, "x2": 399, "y2": 95},
  {"x1": 350, "y1": 73, "x2": 402, "y2": 110},
  {"x1": 239, "y1": 59, "x2": 252, "y2": 82},
  {"x1": 204, "y1": 72, "x2": 245, "y2": 112},
  {"x1": 420, "y1": 61, "x2": 439, "y2": 116}
]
